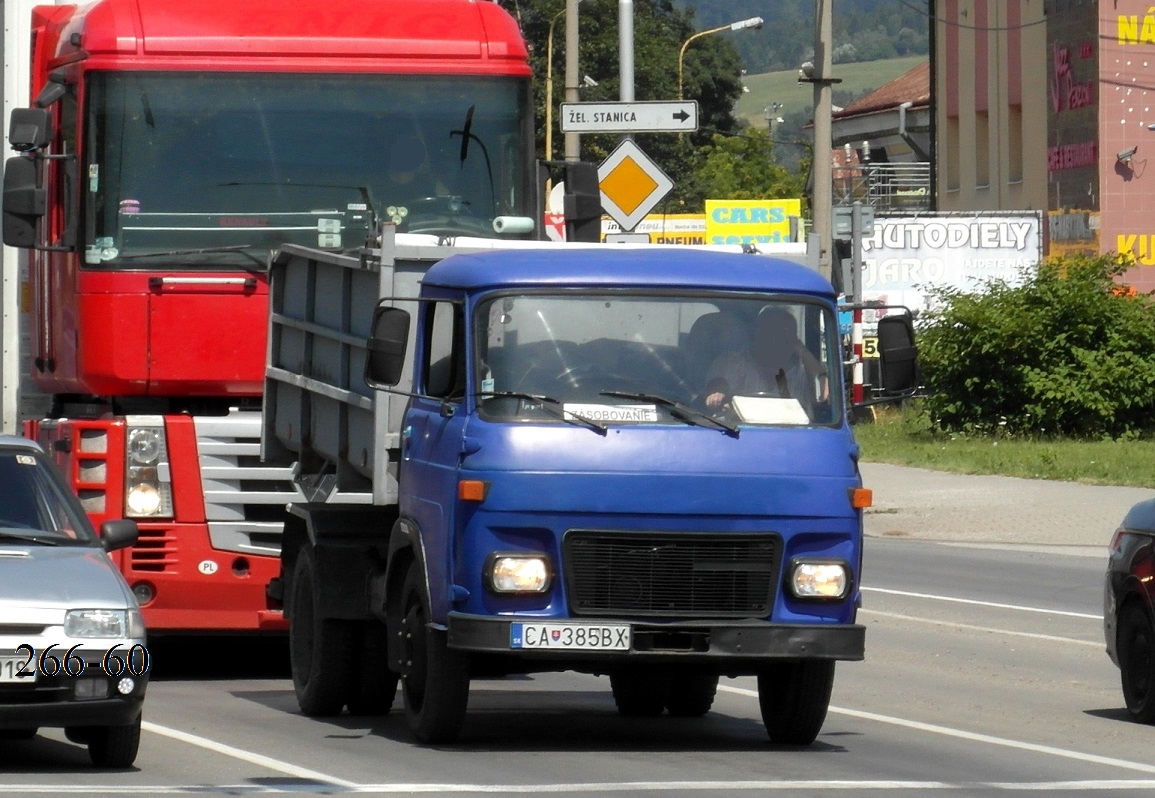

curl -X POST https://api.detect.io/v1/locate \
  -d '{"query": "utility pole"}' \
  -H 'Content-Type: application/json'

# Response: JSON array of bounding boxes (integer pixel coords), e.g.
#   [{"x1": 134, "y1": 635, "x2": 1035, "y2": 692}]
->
[
  {"x1": 806, "y1": 0, "x2": 836, "y2": 282},
  {"x1": 563, "y1": 0, "x2": 581, "y2": 160}
]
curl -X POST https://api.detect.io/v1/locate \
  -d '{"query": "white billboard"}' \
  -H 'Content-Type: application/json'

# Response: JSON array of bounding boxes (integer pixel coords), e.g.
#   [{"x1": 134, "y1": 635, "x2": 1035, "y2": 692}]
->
[{"x1": 859, "y1": 213, "x2": 1043, "y2": 316}]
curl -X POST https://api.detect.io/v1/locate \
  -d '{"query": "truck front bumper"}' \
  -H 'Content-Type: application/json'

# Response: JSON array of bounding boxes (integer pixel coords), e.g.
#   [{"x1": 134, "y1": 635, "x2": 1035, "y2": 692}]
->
[{"x1": 447, "y1": 613, "x2": 864, "y2": 668}]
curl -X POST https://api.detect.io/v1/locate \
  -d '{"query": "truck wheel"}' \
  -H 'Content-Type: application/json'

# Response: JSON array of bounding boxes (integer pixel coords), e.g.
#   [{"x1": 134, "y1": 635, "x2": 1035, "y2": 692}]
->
[
  {"x1": 1118, "y1": 603, "x2": 1155, "y2": 723},
  {"x1": 346, "y1": 621, "x2": 399, "y2": 716},
  {"x1": 757, "y1": 660, "x2": 835, "y2": 745},
  {"x1": 665, "y1": 671, "x2": 719, "y2": 717},
  {"x1": 87, "y1": 715, "x2": 141, "y2": 768},
  {"x1": 399, "y1": 565, "x2": 470, "y2": 743},
  {"x1": 610, "y1": 669, "x2": 668, "y2": 716},
  {"x1": 290, "y1": 550, "x2": 356, "y2": 716}
]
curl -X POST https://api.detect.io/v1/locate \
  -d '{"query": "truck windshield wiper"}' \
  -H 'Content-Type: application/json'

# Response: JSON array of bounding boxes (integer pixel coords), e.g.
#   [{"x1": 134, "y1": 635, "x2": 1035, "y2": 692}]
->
[
  {"x1": 599, "y1": 390, "x2": 739, "y2": 436},
  {"x1": 116, "y1": 245, "x2": 267, "y2": 268},
  {"x1": 477, "y1": 390, "x2": 607, "y2": 435},
  {"x1": 0, "y1": 529, "x2": 62, "y2": 546}
]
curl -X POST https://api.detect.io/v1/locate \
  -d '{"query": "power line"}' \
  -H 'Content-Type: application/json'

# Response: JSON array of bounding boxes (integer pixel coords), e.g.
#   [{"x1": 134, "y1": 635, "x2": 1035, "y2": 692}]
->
[{"x1": 895, "y1": 0, "x2": 1049, "y2": 33}]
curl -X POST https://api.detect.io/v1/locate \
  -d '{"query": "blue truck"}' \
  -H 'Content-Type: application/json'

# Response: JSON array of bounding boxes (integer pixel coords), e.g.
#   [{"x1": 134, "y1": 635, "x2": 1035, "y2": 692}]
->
[{"x1": 263, "y1": 229, "x2": 880, "y2": 744}]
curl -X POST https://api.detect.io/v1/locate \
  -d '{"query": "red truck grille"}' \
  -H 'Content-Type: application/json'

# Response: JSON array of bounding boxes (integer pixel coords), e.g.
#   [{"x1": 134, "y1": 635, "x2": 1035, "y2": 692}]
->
[{"x1": 563, "y1": 531, "x2": 780, "y2": 618}]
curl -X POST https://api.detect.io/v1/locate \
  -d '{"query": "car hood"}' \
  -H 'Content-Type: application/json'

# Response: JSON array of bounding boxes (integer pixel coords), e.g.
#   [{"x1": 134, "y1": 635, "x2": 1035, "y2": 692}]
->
[{"x1": 0, "y1": 545, "x2": 134, "y2": 610}]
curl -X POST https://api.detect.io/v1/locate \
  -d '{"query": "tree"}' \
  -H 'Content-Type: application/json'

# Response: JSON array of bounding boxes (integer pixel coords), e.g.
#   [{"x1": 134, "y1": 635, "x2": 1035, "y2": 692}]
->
[
  {"x1": 521, "y1": 0, "x2": 747, "y2": 208},
  {"x1": 678, "y1": 129, "x2": 806, "y2": 211}
]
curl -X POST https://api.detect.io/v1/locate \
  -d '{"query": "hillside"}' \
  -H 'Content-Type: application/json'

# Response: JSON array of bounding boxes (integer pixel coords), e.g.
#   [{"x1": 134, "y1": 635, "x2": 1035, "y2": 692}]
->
[
  {"x1": 680, "y1": 0, "x2": 930, "y2": 75},
  {"x1": 734, "y1": 55, "x2": 928, "y2": 129}
]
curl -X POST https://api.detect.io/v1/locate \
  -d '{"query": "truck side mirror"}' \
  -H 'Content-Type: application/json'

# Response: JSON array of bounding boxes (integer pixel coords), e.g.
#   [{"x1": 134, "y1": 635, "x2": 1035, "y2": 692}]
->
[
  {"x1": 3, "y1": 156, "x2": 46, "y2": 247},
  {"x1": 876, "y1": 313, "x2": 919, "y2": 396},
  {"x1": 365, "y1": 306, "x2": 411, "y2": 388},
  {"x1": 9, "y1": 108, "x2": 52, "y2": 152}
]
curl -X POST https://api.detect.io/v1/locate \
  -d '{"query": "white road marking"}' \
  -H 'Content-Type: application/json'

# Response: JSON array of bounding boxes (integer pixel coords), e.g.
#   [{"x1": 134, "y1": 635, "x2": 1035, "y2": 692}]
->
[
  {"x1": 141, "y1": 720, "x2": 358, "y2": 789},
  {"x1": 721, "y1": 685, "x2": 1155, "y2": 776},
  {"x1": 860, "y1": 608, "x2": 1104, "y2": 647},
  {"x1": 863, "y1": 586, "x2": 1103, "y2": 620}
]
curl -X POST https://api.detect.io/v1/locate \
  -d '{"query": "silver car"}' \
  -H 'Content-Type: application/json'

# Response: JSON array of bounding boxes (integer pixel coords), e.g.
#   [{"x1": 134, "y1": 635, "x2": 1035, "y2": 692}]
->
[{"x1": 0, "y1": 434, "x2": 148, "y2": 768}]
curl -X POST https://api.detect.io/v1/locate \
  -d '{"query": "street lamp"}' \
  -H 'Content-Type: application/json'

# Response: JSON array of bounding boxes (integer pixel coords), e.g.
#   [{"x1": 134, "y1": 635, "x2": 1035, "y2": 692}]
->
[{"x1": 678, "y1": 16, "x2": 763, "y2": 101}]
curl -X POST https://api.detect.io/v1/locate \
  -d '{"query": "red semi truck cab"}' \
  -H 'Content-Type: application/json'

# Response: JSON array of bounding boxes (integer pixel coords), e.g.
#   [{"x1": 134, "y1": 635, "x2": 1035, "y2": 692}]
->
[{"x1": 5, "y1": 0, "x2": 537, "y2": 632}]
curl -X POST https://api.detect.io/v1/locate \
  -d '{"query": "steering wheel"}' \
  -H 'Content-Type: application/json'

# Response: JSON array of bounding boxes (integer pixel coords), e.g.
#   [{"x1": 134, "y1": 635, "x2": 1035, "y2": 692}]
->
[{"x1": 555, "y1": 364, "x2": 650, "y2": 393}]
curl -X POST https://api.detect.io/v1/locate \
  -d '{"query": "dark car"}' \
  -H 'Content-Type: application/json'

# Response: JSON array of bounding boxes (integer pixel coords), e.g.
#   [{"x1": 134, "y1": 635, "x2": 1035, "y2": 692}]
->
[
  {"x1": 1104, "y1": 496, "x2": 1155, "y2": 723},
  {"x1": 0, "y1": 434, "x2": 149, "y2": 767}
]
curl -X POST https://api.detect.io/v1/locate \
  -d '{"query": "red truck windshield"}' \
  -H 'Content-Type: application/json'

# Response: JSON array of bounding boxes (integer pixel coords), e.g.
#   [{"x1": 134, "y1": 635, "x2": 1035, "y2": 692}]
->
[{"x1": 84, "y1": 72, "x2": 532, "y2": 267}]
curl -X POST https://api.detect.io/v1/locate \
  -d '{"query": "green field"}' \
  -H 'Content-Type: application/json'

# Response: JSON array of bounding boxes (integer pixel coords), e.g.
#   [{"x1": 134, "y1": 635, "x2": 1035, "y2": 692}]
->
[{"x1": 735, "y1": 55, "x2": 927, "y2": 129}]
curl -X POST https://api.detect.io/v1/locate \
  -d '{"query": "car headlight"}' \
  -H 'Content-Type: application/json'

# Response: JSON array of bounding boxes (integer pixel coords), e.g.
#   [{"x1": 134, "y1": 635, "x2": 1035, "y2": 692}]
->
[
  {"x1": 790, "y1": 561, "x2": 850, "y2": 600},
  {"x1": 488, "y1": 554, "x2": 551, "y2": 594},
  {"x1": 65, "y1": 609, "x2": 133, "y2": 638},
  {"x1": 124, "y1": 417, "x2": 173, "y2": 519}
]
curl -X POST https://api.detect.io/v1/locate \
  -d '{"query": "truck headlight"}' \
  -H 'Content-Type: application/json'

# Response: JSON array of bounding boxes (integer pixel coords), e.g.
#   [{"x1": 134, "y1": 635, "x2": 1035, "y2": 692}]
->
[
  {"x1": 790, "y1": 561, "x2": 849, "y2": 600},
  {"x1": 488, "y1": 554, "x2": 551, "y2": 594},
  {"x1": 124, "y1": 417, "x2": 173, "y2": 519},
  {"x1": 65, "y1": 609, "x2": 133, "y2": 638}
]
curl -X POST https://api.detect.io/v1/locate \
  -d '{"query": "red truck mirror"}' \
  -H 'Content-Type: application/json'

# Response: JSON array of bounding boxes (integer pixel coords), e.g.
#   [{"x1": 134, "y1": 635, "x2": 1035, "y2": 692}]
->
[
  {"x1": 365, "y1": 306, "x2": 411, "y2": 389},
  {"x1": 8, "y1": 108, "x2": 52, "y2": 152},
  {"x1": 3, "y1": 156, "x2": 46, "y2": 247}
]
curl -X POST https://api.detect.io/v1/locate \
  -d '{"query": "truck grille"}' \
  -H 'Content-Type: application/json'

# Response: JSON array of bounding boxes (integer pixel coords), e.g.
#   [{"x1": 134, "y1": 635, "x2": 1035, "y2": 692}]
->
[
  {"x1": 563, "y1": 531, "x2": 781, "y2": 618},
  {"x1": 194, "y1": 411, "x2": 302, "y2": 557}
]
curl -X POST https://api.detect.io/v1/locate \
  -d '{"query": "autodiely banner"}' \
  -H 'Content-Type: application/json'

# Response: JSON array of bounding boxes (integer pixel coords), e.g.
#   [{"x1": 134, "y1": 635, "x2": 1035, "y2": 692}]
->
[{"x1": 861, "y1": 213, "x2": 1043, "y2": 315}]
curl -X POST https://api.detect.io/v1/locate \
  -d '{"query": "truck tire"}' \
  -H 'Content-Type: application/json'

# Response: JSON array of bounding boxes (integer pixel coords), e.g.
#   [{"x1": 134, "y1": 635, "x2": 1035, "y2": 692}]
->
[
  {"x1": 346, "y1": 620, "x2": 399, "y2": 716},
  {"x1": 757, "y1": 660, "x2": 835, "y2": 745},
  {"x1": 1118, "y1": 603, "x2": 1155, "y2": 723},
  {"x1": 399, "y1": 564, "x2": 470, "y2": 743},
  {"x1": 610, "y1": 669, "x2": 668, "y2": 716},
  {"x1": 665, "y1": 671, "x2": 719, "y2": 717},
  {"x1": 290, "y1": 550, "x2": 356, "y2": 716},
  {"x1": 87, "y1": 715, "x2": 141, "y2": 768}
]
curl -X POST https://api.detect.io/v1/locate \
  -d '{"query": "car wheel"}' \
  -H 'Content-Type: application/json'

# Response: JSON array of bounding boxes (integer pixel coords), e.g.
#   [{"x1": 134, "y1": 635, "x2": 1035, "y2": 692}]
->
[
  {"x1": 87, "y1": 715, "x2": 141, "y2": 768},
  {"x1": 610, "y1": 669, "x2": 668, "y2": 716},
  {"x1": 398, "y1": 563, "x2": 470, "y2": 743},
  {"x1": 1119, "y1": 602, "x2": 1155, "y2": 723},
  {"x1": 757, "y1": 660, "x2": 835, "y2": 745},
  {"x1": 345, "y1": 620, "x2": 399, "y2": 716},
  {"x1": 665, "y1": 671, "x2": 719, "y2": 717},
  {"x1": 289, "y1": 550, "x2": 356, "y2": 716}
]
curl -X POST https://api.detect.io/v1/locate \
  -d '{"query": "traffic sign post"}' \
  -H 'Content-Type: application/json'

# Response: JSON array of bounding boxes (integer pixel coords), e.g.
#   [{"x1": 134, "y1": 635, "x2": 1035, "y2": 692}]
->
[{"x1": 560, "y1": 100, "x2": 698, "y2": 133}]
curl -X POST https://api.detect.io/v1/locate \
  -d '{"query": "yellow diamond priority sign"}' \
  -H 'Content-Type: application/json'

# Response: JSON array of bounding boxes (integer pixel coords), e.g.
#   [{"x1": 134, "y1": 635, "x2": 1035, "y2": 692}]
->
[{"x1": 597, "y1": 140, "x2": 674, "y2": 233}]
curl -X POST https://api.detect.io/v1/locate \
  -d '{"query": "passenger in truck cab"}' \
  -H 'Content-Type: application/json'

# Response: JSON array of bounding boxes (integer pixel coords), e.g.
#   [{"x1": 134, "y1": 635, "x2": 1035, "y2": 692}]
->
[{"x1": 703, "y1": 307, "x2": 828, "y2": 414}]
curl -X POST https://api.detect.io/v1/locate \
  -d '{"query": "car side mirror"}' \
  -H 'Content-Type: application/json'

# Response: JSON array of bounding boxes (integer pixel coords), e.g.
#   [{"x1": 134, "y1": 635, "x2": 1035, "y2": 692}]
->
[
  {"x1": 365, "y1": 306, "x2": 411, "y2": 388},
  {"x1": 100, "y1": 519, "x2": 140, "y2": 552},
  {"x1": 876, "y1": 313, "x2": 919, "y2": 396}
]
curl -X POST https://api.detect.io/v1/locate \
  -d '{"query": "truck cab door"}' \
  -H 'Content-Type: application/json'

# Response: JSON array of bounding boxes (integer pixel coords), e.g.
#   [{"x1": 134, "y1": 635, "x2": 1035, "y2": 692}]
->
[{"x1": 398, "y1": 300, "x2": 468, "y2": 618}]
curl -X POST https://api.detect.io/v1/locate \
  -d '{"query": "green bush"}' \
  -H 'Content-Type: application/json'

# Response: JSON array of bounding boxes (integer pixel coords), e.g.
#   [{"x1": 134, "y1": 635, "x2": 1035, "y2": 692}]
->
[{"x1": 916, "y1": 253, "x2": 1155, "y2": 438}]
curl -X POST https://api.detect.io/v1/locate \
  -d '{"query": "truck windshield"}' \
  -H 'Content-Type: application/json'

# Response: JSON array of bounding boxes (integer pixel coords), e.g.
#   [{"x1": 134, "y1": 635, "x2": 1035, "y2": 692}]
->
[
  {"x1": 84, "y1": 72, "x2": 532, "y2": 268},
  {"x1": 477, "y1": 293, "x2": 843, "y2": 427}
]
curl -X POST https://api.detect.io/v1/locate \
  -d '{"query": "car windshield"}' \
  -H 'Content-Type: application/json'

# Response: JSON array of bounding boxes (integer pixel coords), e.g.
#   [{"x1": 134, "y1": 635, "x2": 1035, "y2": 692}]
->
[
  {"x1": 475, "y1": 293, "x2": 842, "y2": 428},
  {"x1": 84, "y1": 71, "x2": 533, "y2": 267},
  {"x1": 0, "y1": 450, "x2": 96, "y2": 545}
]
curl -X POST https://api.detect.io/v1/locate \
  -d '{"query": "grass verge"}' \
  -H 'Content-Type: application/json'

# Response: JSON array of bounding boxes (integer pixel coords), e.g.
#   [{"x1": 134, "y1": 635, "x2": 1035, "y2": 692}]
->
[{"x1": 852, "y1": 406, "x2": 1155, "y2": 489}]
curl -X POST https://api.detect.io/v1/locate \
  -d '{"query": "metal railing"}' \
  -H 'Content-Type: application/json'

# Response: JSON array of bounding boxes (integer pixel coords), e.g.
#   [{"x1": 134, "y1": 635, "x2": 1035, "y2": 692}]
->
[{"x1": 835, "y1": 162, "x2": 931, "y2": 212}]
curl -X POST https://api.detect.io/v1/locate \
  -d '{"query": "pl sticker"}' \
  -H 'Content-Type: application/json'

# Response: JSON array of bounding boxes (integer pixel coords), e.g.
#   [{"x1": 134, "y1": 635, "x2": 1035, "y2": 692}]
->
[{"x1": 198, "y1": 560, "x2": 219, "y2": 575}]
